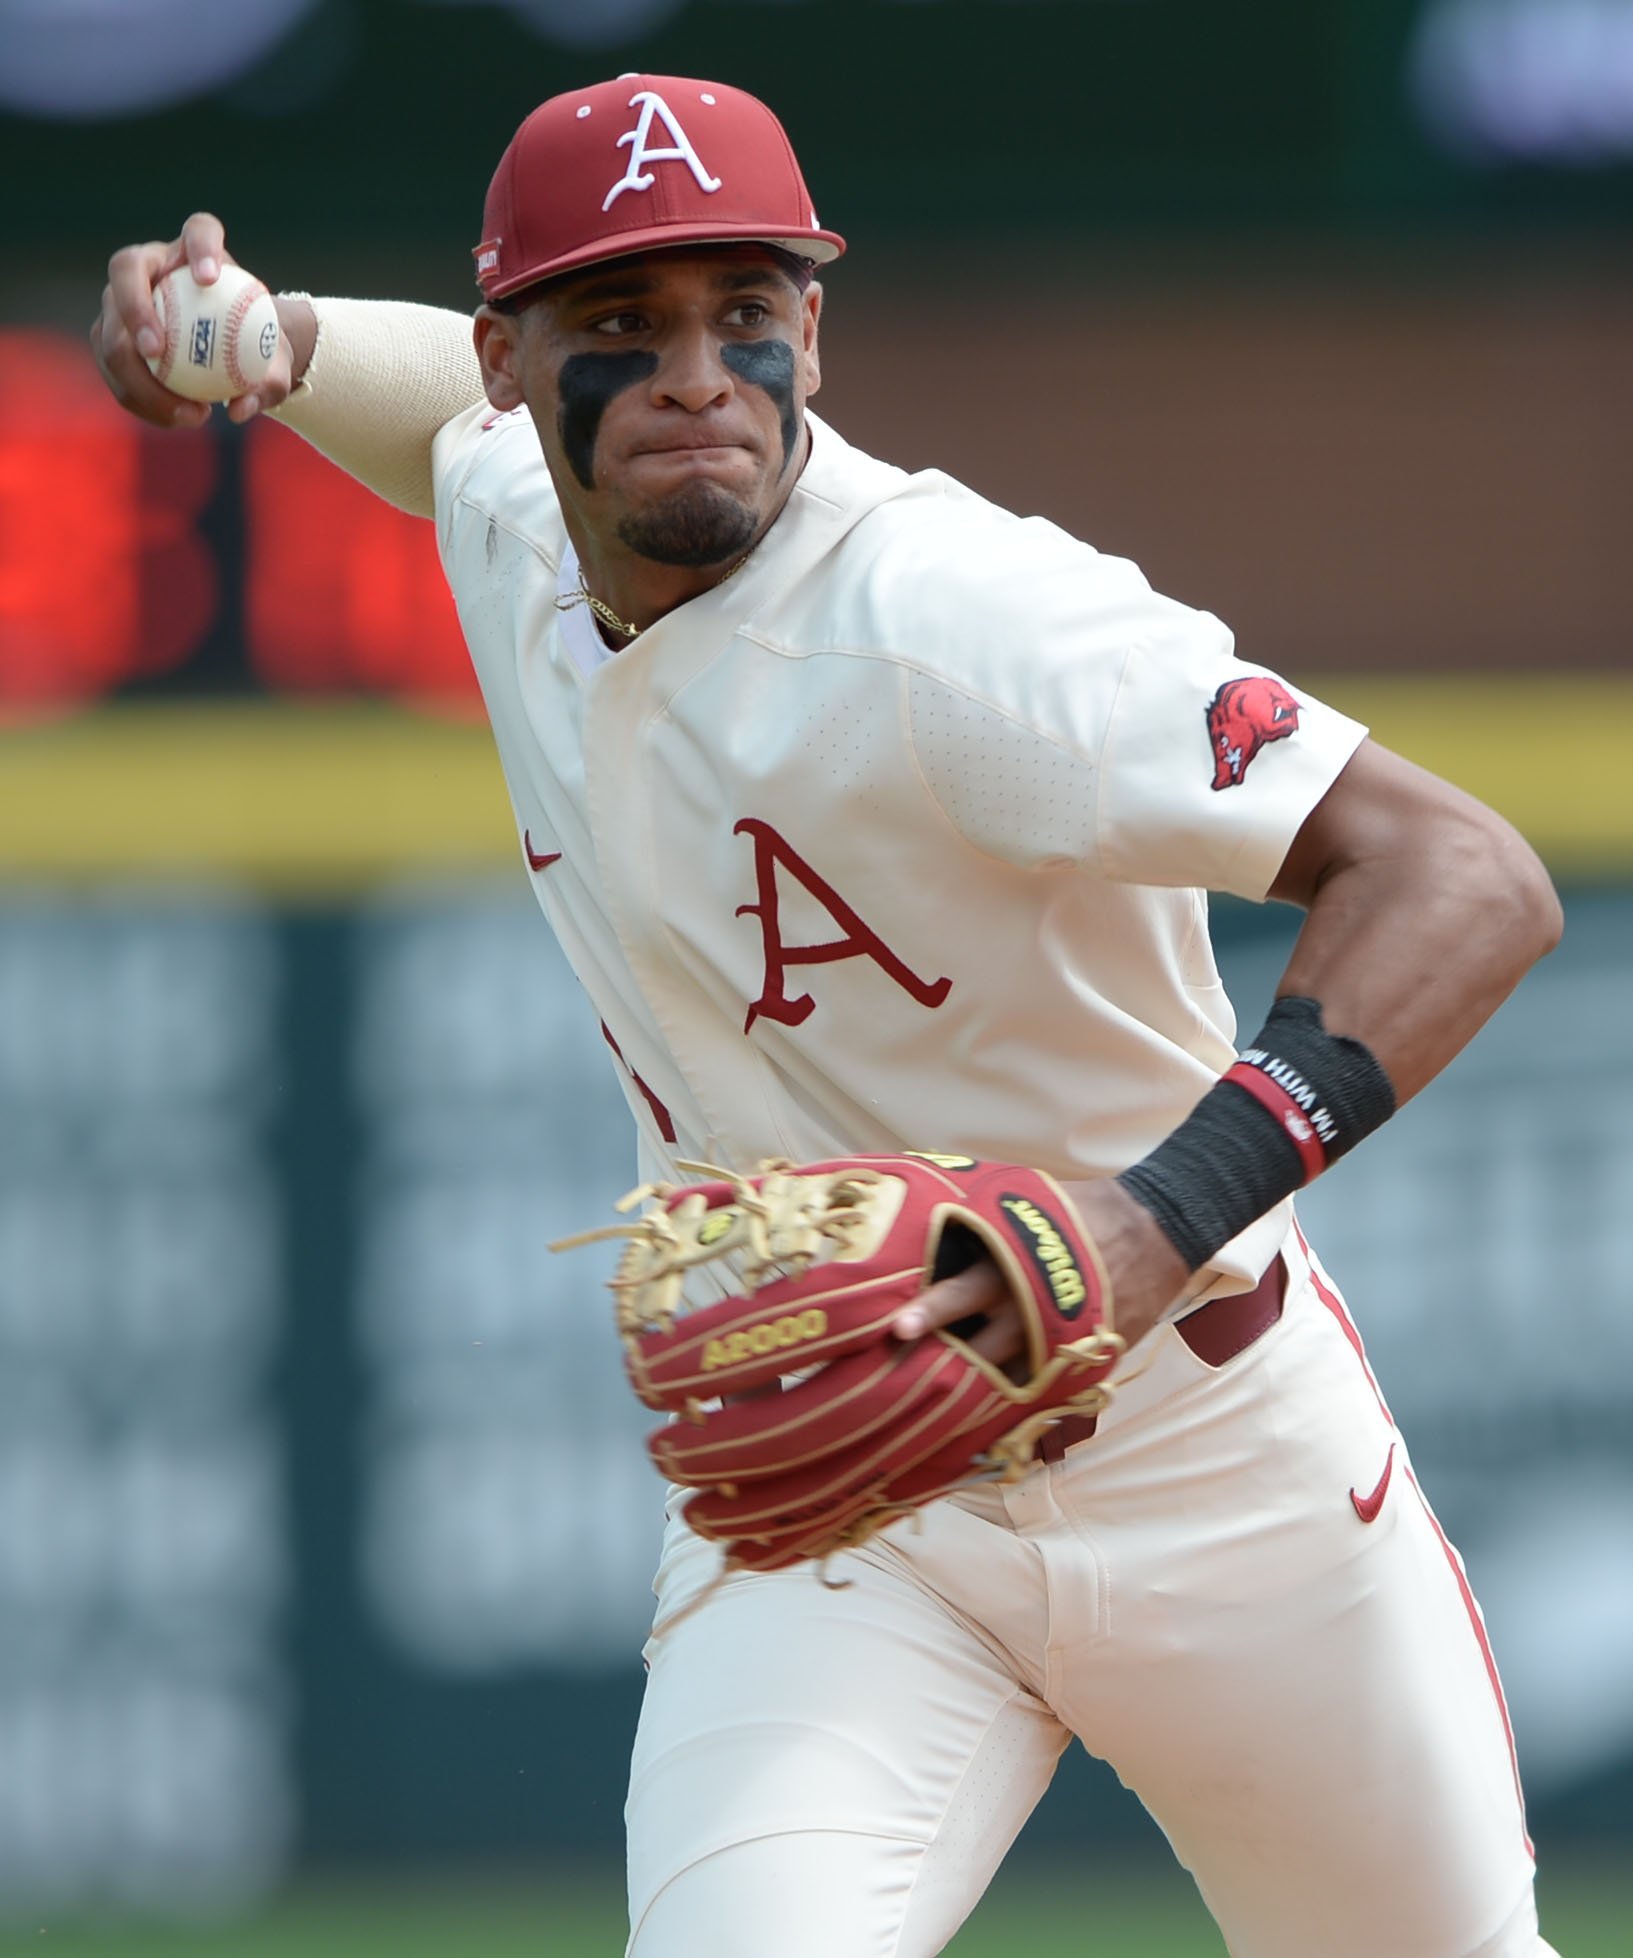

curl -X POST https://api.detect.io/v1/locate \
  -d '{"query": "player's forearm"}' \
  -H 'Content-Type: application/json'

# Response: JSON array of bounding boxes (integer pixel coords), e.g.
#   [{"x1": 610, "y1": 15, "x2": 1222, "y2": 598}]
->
[
  {"x1": 1268, "y1": 751, "x2": 1563, "y2": 1107},
  {"x1": 267, "y1": 296, "x2": 486, "y2": 517},
  {"x1": 1111, "y1": 745, "x2": 1560, "y2": 1291}
]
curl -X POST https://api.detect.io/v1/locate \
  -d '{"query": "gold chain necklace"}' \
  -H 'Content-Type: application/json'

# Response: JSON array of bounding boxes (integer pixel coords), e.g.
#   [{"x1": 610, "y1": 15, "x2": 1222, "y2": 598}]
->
[
  {"x1": 555, "y1": 552, "x2": 751, "y2": 643},
  {"x1": 557, "y1": 574, "x2": 639, "y2": 641}
]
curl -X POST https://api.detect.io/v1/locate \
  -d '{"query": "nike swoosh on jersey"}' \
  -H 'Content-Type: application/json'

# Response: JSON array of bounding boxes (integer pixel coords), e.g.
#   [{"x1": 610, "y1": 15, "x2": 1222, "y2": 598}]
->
[
  {"x1": 1350, "y1": 1441, "x2": 1396, "y2": 1524},
  {"x1": 524, "y1": 830, "x2": 562, "y2": 872}
]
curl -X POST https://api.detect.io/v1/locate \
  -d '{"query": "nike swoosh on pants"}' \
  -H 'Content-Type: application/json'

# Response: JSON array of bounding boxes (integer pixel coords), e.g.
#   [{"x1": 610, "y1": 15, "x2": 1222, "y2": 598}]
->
[{"x1": 1350, "y1": 1441, "x2": 1396, "y2": 1524}]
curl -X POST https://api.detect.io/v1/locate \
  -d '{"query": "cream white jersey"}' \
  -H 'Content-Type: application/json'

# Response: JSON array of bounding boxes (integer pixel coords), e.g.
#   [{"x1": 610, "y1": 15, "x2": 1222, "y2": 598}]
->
[{"x1": 432, "y1": 404, "x2": 1366, "y2": 1290}]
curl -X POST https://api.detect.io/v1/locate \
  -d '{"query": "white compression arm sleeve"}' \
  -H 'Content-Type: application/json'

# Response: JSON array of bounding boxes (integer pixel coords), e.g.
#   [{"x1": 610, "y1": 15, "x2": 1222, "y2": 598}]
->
[{"x1": 268, "y1": 297, "x2": 487, "y2": 518}]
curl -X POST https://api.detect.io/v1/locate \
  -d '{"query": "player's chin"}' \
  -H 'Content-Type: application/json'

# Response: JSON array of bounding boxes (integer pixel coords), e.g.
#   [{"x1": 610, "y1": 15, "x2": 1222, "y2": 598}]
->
[{"x1": 615, "y1": 479, "x2": 760, "y2": 569}]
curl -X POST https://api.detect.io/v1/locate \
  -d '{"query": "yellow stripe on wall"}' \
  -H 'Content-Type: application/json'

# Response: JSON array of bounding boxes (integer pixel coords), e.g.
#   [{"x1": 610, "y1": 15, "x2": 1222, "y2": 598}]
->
[
  {"x1": 2, "y1": 703, "x2": 516, "y2": 897},
  {"x1": 2, "y1": 677, "x2": 1630, "y2": 893},
  {"x1": 1319, "y1": 674, "x2": 1633, "y2": 877}
]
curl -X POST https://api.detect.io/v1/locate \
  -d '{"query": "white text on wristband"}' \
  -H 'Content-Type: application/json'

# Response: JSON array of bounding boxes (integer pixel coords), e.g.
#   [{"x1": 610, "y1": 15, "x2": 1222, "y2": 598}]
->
[{"x1": 1219, "y1": 1059, "x2": 1334, "y2": 1182}]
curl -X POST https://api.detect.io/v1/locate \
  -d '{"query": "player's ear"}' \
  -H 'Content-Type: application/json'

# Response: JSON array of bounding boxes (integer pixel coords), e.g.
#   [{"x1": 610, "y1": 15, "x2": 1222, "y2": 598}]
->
[
  {"x1": 800, "y1": 282, "x2": 822, "y2": 400},
  {"x1": 474, "y1": 307, "x2": 526, "y2": 412}
]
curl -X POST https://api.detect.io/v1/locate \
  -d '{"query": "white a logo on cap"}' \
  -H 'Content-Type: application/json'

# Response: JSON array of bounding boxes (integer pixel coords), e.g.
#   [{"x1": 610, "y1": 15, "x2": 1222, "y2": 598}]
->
[{"x1": 603, "y1": 89, "x2": 723, "y2": 212}]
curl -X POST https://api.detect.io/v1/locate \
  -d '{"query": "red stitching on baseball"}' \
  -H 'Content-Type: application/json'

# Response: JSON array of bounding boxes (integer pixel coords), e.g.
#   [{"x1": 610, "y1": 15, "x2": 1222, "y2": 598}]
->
[
  {"x1": 224, "y1": 280, "x2": 266, "y2": 395},
  {"x1": 157, "y1": 269, "x2": 181, "y2": 388}
]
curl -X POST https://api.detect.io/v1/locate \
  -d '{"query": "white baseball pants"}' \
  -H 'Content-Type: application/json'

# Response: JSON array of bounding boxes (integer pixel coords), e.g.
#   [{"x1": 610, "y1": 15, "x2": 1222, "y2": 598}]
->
[{"x1": 625, "y1": 1230, "x2": 1556, "y2": 1958}]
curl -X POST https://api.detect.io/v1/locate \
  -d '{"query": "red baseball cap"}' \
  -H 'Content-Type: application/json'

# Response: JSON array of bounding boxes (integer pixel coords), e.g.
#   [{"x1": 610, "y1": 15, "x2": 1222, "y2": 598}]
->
[{"x1": 474, "y1": 74, "x2": 845, "y2": 301}]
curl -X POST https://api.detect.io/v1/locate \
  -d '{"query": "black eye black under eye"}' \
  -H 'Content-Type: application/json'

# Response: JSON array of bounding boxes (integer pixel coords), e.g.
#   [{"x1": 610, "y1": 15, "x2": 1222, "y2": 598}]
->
[
  {"x1": 556, "y1": 349, "x2": 660, "y2": 490},
  {"x1": 721, "y1": 339, "x2": 800, "y2": 469}
]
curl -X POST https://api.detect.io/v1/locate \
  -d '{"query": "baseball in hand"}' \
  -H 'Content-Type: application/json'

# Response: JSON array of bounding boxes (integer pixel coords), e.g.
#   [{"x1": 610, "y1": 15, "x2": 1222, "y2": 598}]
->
[{"x1": 146, "y1": 263, "x2": 280, "y2": 402}]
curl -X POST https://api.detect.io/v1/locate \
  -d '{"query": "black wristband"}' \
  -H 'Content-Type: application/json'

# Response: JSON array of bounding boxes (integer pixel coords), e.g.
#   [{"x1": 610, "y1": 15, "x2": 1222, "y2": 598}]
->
[{"x1": 1117, "y1": 996, "x2": 1396, "y2": 1273}]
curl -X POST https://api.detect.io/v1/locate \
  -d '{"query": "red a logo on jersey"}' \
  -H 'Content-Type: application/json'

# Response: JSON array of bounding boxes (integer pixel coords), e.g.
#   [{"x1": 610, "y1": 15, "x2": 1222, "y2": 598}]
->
[{"x1": 735, "y1": 818, "x2": 953, "y2": 1034}]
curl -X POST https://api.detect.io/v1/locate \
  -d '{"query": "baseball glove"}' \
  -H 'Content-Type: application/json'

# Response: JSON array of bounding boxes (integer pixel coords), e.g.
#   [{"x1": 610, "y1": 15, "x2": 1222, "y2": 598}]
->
[{"x1": 553, "y1": 1153, "x2": 1123, "y2": 1573}]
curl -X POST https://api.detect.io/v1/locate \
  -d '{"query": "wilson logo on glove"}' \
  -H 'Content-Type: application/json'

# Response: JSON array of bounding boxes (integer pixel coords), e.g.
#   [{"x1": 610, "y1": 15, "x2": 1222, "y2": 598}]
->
[
  {"x1": 997, "y1": 1195, "x2": 1088, "y2": 1317},
  {"x1": 551, "y1": 1153, "x2": 1123, "y2": 1576}
]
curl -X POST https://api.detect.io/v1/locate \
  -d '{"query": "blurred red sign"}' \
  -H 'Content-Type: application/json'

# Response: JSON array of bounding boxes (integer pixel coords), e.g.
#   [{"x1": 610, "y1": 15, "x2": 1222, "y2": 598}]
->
[
  {"x1": 0, "y1": 330, "x2": 478, "y2": 714},
  {"x1": 0, "y1": 331, "x2": 216, "y2": 707},
  {"x1": 243, "y1": 421, "x2": 472, "y2": 702}
]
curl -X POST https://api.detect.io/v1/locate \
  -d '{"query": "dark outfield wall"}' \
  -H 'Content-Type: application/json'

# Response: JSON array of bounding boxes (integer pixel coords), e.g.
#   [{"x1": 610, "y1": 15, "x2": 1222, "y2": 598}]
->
[
  {"x1": 1, "y1": 883, "x2": 1630, "y2": 1909},
  {"x1": 6, "y1": 0, "x2": 1633, "y2": 250},
  {"x1": 4, "y1": 249, "x2": 1628, "y2": 719},
  {"x1": 7, "y1": 0, "x2": 1629, "y2": 694}
]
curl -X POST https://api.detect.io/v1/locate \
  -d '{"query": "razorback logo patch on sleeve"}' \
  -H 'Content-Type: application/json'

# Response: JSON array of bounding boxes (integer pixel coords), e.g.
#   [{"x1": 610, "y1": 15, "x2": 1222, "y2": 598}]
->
[{"x1": 1205, "y1": 676, "x2": 1301, "y2": 789}]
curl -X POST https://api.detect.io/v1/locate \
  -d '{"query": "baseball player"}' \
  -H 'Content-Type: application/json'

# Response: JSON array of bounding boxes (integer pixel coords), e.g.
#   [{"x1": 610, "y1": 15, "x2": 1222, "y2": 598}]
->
[{"x1": 94, "y1": 74, "x2": 1565, "y2": 1958}]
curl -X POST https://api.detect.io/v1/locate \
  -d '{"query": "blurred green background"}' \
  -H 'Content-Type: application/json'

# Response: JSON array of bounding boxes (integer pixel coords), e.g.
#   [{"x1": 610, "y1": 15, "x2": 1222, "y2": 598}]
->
[
  {"x1": 4, "y1": 1857, "x2": 1633, "y2": 1956},
  {"x1": 2, "y1": 1, "x2": 1630, "y2": 1950}
]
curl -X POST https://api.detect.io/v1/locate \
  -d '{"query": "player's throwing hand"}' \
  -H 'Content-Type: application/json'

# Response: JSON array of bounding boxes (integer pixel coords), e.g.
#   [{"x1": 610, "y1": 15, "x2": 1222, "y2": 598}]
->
[{"x1": 90, "y1": 211, "x2": 305, "y2": 427}]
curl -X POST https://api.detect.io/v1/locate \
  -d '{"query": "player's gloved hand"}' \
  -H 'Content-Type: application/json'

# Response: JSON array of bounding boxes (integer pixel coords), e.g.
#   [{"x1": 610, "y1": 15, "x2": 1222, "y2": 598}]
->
[
  {"x1": 894, "y1": 1174, "x2": 1188, "y2": 1363},
  {"x1": 554, "y1": 1153, "x2": 1126, "y2": 1573},
  {"x1": 90, "y1": 211, "x2": 305, "y2": 427}
]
